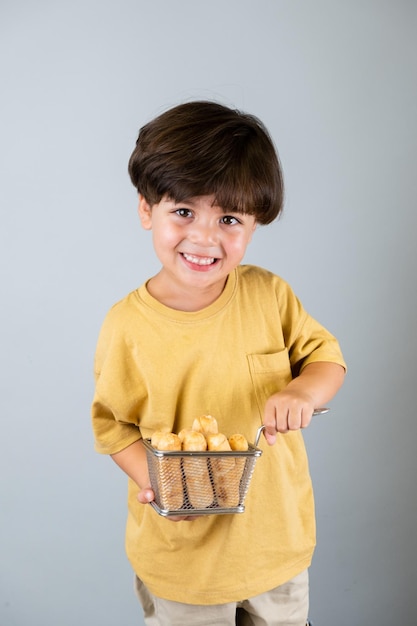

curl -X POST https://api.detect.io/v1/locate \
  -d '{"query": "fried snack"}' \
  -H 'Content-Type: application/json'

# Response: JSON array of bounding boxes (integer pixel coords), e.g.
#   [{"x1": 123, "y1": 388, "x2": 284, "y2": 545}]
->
[
  {"x1": 150, "y1": 421, "x2": 250, "y2": 511},
  {"x1": 154, "y1": 432, "x2": 184, "y2": 511},
  {"x1": 228, "y1": 434, "x2": 249, "y2": 451},
  {"x1": 181, "y1": 430, "x2": 214, "y2": 509},
  {"x1": 207, "y1": 433, "x2": 240, "y2": 508},
  {"x1": 191, "y1": 414, "x2": 218, "y2": 437},
  {"x1": 228, "y1": 434, "x2": 248, "y2": 498},
  {"x1": 150, "y1": 429, "x2": 171, "y2": 449},
  {"x1": 177, "y1": 428, "x2": 194, "y2": 444},
  {"x1": 156, "y1": 432, "x2": 181, "y2": 451},
  {"x1": 181, "y1": 430, "x2": 207, "y2": 451},
  {"x1": 206, "y1": 432, "x2": 231, "y2": 451}
]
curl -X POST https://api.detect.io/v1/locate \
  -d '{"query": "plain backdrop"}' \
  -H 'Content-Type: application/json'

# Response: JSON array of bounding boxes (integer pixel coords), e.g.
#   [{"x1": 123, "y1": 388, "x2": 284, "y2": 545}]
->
[{"x1": 1, "y1": 2, "x2": 416, "y2": 625}]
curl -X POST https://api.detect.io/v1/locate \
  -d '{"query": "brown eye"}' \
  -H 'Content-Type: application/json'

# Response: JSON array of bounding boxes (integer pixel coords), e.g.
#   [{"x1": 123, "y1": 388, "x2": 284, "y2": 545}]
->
[
  {"x1": 221, "y1": 215, "x2": 240, "y2": 225},
  {"x1": 175, "y1": 208, "x2": 193, "y2": 218}
]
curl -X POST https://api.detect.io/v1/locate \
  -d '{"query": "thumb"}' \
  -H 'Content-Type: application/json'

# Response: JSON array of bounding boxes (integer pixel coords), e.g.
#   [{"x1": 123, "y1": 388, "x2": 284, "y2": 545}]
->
[
  {"x1": 137, "y1": 488, "x2": 155, "y2": 504},
  {"x1": 263, "y1": 430, "x2": 276, "y2": 446}
]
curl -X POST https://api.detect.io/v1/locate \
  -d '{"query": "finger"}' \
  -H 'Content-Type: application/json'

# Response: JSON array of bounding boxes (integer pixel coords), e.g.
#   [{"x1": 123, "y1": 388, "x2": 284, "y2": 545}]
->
[
  {"x1": 264, "y1": 399, "x2": 280, "y2": 438},
  {"x1": 137, "y1": 488, "x2": 154, "y2": 504},
  {"x1": 287, "y1": 406, "x2": 314, "y2": 430},
  {"x1": 275, "y1": 408, "x2": 291, "y2": 433},
  {"x1": 166, "y1": 515, "x2": 202, "y2": 522},
  {"x1": 300, "y1": 408, "x2": 313, "y2": 429},
  {"x1": 287, "y1": 408, "x2": 303, "y2": 431},
  {"x1": 263, "y1": 429, "x2": 277, "y2": 446}
]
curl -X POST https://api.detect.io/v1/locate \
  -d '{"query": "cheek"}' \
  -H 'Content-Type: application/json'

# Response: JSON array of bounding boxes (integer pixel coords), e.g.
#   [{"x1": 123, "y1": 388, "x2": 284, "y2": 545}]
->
[
  {"x1": 153, "y1": 224, "x2": 181, "y2": 249},
  {"x1": 227, "y1": 234, "x2": 252, "y2": 258}
]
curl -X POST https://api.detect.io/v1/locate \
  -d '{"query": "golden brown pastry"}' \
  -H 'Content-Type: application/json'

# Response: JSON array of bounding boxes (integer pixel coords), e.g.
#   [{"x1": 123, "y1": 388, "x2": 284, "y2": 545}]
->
[
  {"x1": 153, "y1": 432, "x2": 184, "y2": 511},
  {"x1": 180, "y1": 430, "x2": 207, "y2": 451},
  {"x1": 228, "y1": 434, "x2": 249, "y2": 498},
  {"x1": 155, "y1": 432, "x2": 181, "y2": 451},
  {"x1": 228, "y1": 433, "x2": 249, "y2": 451},
  {"x1": 150, "y1": 429, "x2": 171, "y2": 449},
  {"x1": 206, "y1": 432, "x2": 231, "y2": 451},
  {"x1": 191, "y1": 414, "x2": 218, "y2": 437},
  {"x1": 206, "y1": 433, "x2": 240, "y2": 508},
  {"x1": 150, "y1": 420, "x2": 249, "y2": 511},
  {"x1": 177, "y1": 428, "x2": 195, "y2": 445},
  {"x1": 181, "y1": 430, "x2": 213, "y2": 509}
]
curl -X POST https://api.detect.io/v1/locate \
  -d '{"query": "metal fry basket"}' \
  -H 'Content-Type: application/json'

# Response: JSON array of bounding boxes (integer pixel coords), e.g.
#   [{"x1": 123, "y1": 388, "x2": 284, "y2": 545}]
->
[{"x1": 143, "y1": 436, "x2": 263, "y2": 516}]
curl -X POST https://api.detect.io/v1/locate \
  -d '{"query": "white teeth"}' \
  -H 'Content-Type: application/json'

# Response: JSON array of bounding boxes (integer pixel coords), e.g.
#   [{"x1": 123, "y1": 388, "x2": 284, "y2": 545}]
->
[{"x1": 182, "y1": 253, "x2": 215, "y2": 265}]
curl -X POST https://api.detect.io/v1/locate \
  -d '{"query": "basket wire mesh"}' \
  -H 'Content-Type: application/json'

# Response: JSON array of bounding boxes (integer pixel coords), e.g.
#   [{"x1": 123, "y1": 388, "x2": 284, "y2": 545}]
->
[{"x1": 143, "y1": 440, "x2": 262, "y2": 516}]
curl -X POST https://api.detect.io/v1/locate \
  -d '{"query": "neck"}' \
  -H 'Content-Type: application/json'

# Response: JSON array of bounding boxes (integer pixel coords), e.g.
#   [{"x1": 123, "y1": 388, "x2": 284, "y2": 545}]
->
[{"x1": 146, "y1": 273, "x2": 228, "y2": 312}]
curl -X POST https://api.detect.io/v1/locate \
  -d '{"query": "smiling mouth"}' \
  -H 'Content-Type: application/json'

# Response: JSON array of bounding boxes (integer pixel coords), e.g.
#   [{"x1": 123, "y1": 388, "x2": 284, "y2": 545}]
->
[{"x1": 181, "y1": 252, "x2": 217, "y2": 266}]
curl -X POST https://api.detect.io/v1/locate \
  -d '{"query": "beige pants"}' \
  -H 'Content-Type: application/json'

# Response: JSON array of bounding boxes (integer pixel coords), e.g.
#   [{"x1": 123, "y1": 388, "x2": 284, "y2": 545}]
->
[{"x1": 134, "y1": 569, "x2": 309, "y2": 626}]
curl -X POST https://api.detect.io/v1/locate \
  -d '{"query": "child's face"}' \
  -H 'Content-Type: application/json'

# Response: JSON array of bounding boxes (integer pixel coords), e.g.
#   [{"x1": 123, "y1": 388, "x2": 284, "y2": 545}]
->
[{"x1": 138, "y1": 194, "x2": 256, "y2": 307}]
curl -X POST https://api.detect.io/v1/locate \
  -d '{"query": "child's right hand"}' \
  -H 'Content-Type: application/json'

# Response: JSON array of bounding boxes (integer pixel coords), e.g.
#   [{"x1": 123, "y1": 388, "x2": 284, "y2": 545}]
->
[{"x1": 136, "y1": 488, "x2": 200, "y2": 521}]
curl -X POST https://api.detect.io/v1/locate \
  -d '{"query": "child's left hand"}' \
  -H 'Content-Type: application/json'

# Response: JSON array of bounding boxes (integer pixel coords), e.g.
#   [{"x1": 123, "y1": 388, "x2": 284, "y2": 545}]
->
[
  {"x1": 263, "y1": 389, "x2": 315, "y2": 445},
  {"x1": 261, "y1": 361, "x2": 346, "y2": 445}
]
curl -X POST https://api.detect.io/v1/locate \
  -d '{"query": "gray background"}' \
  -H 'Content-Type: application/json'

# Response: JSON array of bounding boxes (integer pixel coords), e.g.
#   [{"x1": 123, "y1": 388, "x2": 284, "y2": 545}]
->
[{"x1": 1, "y1": 1, "x2": 416, "y2": 625}]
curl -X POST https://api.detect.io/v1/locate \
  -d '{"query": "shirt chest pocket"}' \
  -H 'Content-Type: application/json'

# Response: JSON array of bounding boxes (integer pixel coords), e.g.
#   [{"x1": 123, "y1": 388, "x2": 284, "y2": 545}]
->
[{"x1": 247, "y1": 350, "x2": 293, "y2": 416}]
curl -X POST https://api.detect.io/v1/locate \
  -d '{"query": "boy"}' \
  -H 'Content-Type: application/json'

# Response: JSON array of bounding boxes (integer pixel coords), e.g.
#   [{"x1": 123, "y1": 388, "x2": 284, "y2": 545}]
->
[{"x1": 91, "y1": 101, "x2": 346, "y2": 626}]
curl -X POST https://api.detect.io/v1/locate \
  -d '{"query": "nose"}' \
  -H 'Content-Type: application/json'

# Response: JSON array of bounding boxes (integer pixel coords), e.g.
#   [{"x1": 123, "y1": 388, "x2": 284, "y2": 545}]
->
[{"x1": 188, "y1": 220, "x2": 219, "y2": 247}]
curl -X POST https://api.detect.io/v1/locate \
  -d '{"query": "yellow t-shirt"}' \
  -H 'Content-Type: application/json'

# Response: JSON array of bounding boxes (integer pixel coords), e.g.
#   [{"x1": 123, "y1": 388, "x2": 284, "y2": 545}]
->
[{"x1": 91, "y1": 265, "x2": 346, "y2": 605}]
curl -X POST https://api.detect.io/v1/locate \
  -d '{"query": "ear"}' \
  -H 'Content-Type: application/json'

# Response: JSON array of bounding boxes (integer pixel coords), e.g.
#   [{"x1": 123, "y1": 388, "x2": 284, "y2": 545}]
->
[{"x1": 138, "y1": 195, "x2": 153, "y2": 230}]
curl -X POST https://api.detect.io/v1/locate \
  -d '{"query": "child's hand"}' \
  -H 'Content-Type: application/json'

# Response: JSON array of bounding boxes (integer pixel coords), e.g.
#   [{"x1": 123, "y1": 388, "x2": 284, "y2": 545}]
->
[
  {"x1": 136, "y1": 488, "x2": 201, "y2": 522},
  {"x1": 263, "y1": 390, "x2": 315, "y2": 445},
  {"x1": 262, "y1": 362, "x2": 346, "y2": 445},
  {"x1": 137, "y1": 487, "x2": 155, "y2": 505}
]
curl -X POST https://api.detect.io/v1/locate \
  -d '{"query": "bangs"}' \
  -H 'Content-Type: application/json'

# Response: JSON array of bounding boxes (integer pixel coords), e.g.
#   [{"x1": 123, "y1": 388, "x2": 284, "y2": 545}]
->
[
  {"x1": 129, "y1": 101, "x2": 284, "y2": 225},
  {"x1": 164, "y1": 168, "x2": 280, "y2": 224}
]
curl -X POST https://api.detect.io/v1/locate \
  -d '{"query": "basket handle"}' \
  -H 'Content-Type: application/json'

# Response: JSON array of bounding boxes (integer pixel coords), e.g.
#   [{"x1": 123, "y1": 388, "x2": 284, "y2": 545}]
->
[{"x1": 254, "y1": 407, "x2": 330, "y2": 446}]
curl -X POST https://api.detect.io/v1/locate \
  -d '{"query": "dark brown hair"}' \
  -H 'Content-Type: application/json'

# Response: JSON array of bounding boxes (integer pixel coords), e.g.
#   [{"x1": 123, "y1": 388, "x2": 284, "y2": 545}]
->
[{"x1": 128, "y1": 101, "x2": 284, "y2": 225}]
